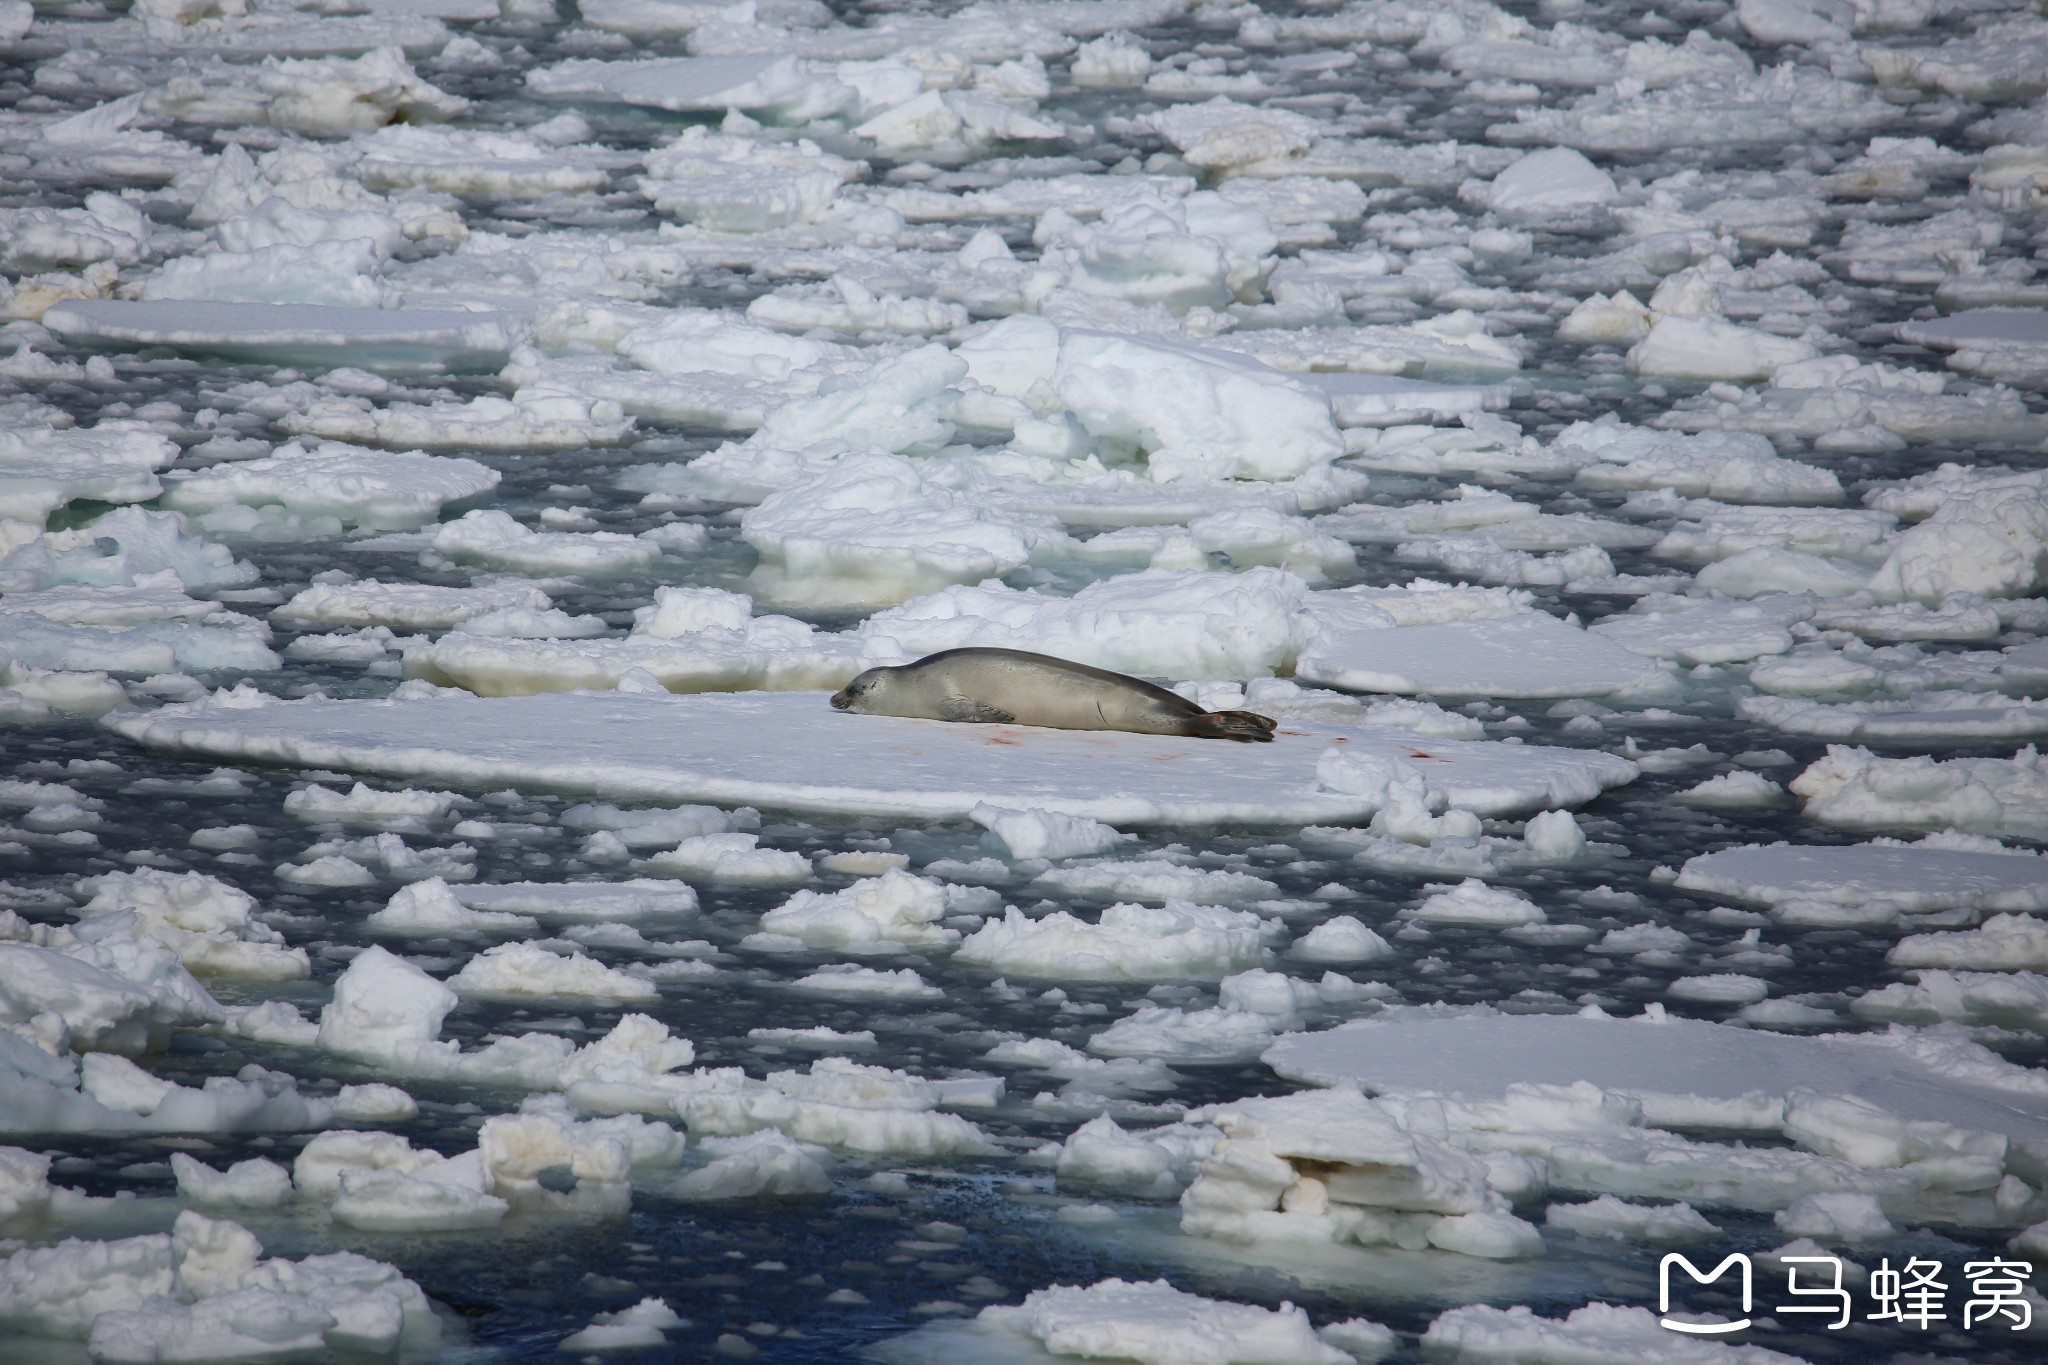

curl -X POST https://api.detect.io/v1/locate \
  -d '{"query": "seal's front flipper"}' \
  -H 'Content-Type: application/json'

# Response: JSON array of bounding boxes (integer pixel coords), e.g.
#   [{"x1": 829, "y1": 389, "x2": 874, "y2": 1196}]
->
[
  {"x1": 940, "y1": 696, "x2": 1015, "y2": 724},
  {"x1": 1189, "y1": 709, "x2": 1277, "y2": 742}
]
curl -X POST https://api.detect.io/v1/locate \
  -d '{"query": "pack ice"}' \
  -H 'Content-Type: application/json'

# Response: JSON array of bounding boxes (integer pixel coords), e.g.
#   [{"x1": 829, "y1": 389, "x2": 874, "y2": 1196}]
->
[{"x1": 3, "y1": 0, "x2": 2047, "y2": 1358}]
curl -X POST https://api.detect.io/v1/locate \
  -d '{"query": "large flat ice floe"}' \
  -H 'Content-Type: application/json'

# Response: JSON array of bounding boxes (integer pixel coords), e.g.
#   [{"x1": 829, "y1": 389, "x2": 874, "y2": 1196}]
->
[
  {"x1": 107, "y1": 690, "x2": 1637, "y2": 826},
  {"x1": 1298, "y1": 610, "x2": 1669, "y2": 699},
  {"x1": 1739, "y1": 690, "x2": 2048, "y2": 743},
  {"x1": 41, "y1": 300, "x2": 523, "y2": 372},
  {"x1": 1265, "y1": 1011, "x2": 2048, "y2": 1143},
  {"x1": 1677, "y1": 838, "x2": 2048, "y2": 924},
  {"x1": 1898, "y1": 306, "x2": 2048, "y2": 383}
]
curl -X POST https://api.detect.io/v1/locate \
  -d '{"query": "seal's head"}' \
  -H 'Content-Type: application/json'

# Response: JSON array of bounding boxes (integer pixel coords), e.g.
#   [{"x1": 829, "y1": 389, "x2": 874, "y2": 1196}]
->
[{"x1": 830, "y1": 666, "x2": 892, "y2": 712}]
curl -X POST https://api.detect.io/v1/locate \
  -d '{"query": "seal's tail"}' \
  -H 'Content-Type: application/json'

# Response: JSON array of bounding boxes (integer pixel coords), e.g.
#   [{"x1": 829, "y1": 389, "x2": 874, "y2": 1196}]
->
[{"x1": 1191, "y1": 709, "x2": 1278, "y2": 742}]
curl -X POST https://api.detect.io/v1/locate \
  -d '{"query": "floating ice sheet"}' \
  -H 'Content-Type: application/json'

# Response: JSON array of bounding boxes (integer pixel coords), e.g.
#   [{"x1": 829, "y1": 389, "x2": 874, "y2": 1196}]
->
[
  {"x1": 1302, "y1": 372, "x2": 1513, "y2": 427},
  {"x1": 1676, "y1": 840, "x2": 2048, "y2": 914},
  {"x1": 1898, "y1": 307, "x2": 2048, "y2": 385},
  {"x1": 163, "y1": 444, "x2": 498, "y2": 531},
  {"x1": 525, "y1": 53, "x2": 850, "y2": 121},
  {"x1": 1590, "y1": 594, "x2": 1814, "y2": 665},
  {"x1": 1792, "y1": 745, "x2": 2048, "y2": 837},
  {"x1": 0, "y1": 422, "x2": 176, "y2": 525},
  {"x1": 1264, "y1": 1013, "x2": 2048, "y2": 1142},
  {"x1": 1297, "y1": 612, "x2": 1667, "y2": 699},
  {"x1": 452, "y1": 879, "x2": 701, "y2": 922},
  {"x1": 41, "y1": 300, "x2": 522, "y2": 372},
  {"x1": 1738, "y1": 692, "x2": 2048, "y2": 743},
  {"x1": 1899, "y1": 307, "x2": 2048, "y2": 349},
  {"x1": 107, "y1": 691, "x2": 1636, "y2": 826},
  {"x1": 353, "y1": 124, "x2": 612, "y2": 197},
  {"x1": 955, "y1": 464, "x2": 1373, "y2": 530}
]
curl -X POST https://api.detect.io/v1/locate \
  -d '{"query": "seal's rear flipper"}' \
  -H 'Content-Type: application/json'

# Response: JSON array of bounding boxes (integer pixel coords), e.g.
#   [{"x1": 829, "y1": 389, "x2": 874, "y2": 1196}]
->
[{"x1": 1190, "y1": 710, "x2": 1278, "y2": 742}]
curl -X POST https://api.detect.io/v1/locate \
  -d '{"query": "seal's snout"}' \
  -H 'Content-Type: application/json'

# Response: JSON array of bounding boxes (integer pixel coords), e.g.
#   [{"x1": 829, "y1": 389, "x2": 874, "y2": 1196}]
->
[{"x1": 829, "y1": 690, "x2": 852, "y2": 710}]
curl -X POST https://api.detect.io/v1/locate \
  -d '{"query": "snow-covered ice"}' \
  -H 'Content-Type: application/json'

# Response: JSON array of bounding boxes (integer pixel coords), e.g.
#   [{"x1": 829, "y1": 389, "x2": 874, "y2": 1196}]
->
[
  {"x1": 956, "y1": 902, "x2": 1278, "y2": 981},
  {"x1": 162, "y1": 443, "x2": 498, "y2": 531},
  {"x1": 1791, "y1": 746, "x2": 2048, "y2": 836}
]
